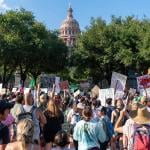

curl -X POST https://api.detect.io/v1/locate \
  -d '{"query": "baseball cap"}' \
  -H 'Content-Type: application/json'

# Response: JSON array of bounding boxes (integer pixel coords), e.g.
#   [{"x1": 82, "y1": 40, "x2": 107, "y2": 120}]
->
[{"x1": 0, "y1": 100, "x2": 13, "y2": 112}]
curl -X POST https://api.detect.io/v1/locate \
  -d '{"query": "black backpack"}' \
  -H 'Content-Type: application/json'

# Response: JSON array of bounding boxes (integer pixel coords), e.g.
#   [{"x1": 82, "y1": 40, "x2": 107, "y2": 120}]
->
[{"x1": 17, "y1": 106, "x2": 36, "y2": 121}]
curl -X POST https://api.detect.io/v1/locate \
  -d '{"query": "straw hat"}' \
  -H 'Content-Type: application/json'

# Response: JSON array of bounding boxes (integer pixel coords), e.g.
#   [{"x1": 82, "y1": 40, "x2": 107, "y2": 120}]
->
[{"x1": 130, "y1": 106, "x2": 150, "y2": 124}]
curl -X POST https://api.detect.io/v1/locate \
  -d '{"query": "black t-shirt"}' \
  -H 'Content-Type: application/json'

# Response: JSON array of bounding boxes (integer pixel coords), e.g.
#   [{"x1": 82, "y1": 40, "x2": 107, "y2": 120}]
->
[{"x1": 0, "y1": 122, "x2": 10, "y2": 144}]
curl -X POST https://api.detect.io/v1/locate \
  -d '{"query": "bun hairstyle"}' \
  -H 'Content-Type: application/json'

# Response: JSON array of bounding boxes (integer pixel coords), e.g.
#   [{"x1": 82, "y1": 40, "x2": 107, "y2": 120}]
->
[
  {"x1": 82, "y1": 106, "x2": 92, "y2": 121},
  {"x1": 17, "y1": 119, "x2": 34, "y2": 150}
]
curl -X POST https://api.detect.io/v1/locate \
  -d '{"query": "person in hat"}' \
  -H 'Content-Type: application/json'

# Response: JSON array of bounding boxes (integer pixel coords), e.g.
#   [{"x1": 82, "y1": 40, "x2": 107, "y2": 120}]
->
[
  {"x1": 115, "y1": 105, "x2": 150, "y2": 150},
  {"x1": 0, "y1": 100, "x2": 13, "y2": 150},
  {"x1": 73, "y1": 106, "x2": 106, "y2": 150}
]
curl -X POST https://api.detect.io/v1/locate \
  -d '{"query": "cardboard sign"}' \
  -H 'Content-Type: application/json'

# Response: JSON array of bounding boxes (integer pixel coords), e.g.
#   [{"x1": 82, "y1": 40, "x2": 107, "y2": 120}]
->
[
  {"x1": 91, "y1": 85, "x2": 100, "y2": 97},
  {"x1": 74, "y1": 90, "x2": 80, "y2": 97},
  {"x1": 59, "y1": 80, "x2": 69, "y2": 90},
  {"x1": 111, "y1": 72, "x2": 127, "y2": 92},
  {"x1": 98, "y1": 88, "x2": 115, "y2": 106},
  {"x1": 137, "y1": 75, "x2": 150, "y2": 89}
]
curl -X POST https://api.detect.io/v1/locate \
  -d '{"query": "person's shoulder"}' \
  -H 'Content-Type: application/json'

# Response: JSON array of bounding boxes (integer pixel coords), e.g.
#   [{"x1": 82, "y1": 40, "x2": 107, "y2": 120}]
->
[
  {"x1": 5, "y1": 141, "x2": 19, "y2": 150},
  {"x1": 75, "y1": 120, "x2": 84, "y2": 126}
]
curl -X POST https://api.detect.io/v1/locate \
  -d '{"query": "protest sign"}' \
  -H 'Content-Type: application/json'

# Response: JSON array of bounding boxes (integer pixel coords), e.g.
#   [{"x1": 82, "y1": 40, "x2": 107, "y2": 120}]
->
[
  {"x1": 91, "y1": 85, "x2": 100, "y2": 97},
  {"x1": 114, "y1": 91, "x2": 124, "y2": 99},
  {"x1": 12, "y1": 88, "x2": 17, "y2": 93},
  {"x1": 55, "y1": 77, "x2": 60, "y2": 94},
  {"x1": 0, "y1": 88, "x2": 6, "y2": 94},
  {"x1": 137, "y1": 75, "x2": 150, "y2": 89},
  {"x1": 0, "y1": 83, "x2": 2, "y2": 90},
  {"x1": 98, "y1": 88, "x2": 114, "y2": 106},
  {"x1": 74, "y1": 90, "x2": 80, "y2": 97},
  {"x1": 140, "y1": 88, "x2": 150, "y2": 98},
  {"x1": 40, "y1": 74, "x2": 55, "y2": 88},
  {"x1": 59, "y1": 80, "x2": 69, "y2": 90},
  {"x1": 111, "y1": 72, "x2": 127, "y2": 92},
  {"x1": 24, "y1": 88, "x2": 31, "y2": 94},
  {"x1": 129, "y1": 88, "x2": 137, "y2": 96},
  {"x1": 41, "y1": 88, "x2": 48, "y2": 93},
  {"x1": 80, "y1": 81, "x2": 90, "y2": 91}
]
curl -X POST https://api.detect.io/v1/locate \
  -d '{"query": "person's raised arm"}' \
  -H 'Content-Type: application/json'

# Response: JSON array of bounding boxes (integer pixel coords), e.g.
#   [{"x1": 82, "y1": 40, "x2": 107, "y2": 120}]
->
[{"x1": 114, "y1": 110, "x2": 126, "y2": 133}]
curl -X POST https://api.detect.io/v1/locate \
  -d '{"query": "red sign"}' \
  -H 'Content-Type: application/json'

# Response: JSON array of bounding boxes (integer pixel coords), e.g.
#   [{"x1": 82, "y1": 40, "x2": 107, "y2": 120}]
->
[
  {"x1": 137, "y1": 75, "x2": 150, "y2": 89},
  {"x1": 59, "y1": 80, "x2": 69, "y2": 90}
]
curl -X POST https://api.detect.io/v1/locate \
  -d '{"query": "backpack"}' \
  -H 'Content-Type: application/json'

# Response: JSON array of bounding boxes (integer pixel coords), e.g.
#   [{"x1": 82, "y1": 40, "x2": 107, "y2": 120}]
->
[
  {"x1": 131, "y1": 124, "x2": 150, "y2": 150},
  {"x1": 17, "y1": 106, "x2": 36, "y2": 121}
]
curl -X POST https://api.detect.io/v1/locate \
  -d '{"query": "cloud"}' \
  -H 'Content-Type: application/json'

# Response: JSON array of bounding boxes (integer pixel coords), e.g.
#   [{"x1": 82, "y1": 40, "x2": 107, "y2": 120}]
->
[{"x1": 0, "y1": 0, "x2": 11, "y2": 10}]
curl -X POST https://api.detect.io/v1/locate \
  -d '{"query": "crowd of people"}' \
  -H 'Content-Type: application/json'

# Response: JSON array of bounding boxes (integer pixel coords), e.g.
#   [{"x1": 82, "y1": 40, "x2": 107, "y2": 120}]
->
[{"x1": 0, "y1": 85, "x2": 150, "y2": 150}]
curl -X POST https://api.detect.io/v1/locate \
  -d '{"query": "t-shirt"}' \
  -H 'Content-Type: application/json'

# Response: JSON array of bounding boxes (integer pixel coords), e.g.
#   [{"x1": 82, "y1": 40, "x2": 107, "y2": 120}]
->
[
  {"x1": 73, "y1": 120, "x2": 106, "y2": 150},
  {"x1": 0, "y1": 122, "x2": 10, "y2": 145}
]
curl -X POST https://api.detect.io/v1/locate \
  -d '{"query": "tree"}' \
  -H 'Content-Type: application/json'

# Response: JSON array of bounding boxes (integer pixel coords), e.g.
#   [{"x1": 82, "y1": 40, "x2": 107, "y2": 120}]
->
[
  {"x1": 0, "y1": 9, "x2": 68, "y2": 87},
  {"x1": 72, "y1": 16, "x2": 150, "y2": 84}
]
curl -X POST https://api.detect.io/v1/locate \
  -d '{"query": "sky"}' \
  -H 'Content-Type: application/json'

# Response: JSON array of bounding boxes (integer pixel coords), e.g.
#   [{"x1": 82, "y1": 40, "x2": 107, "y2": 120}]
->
[{"x1": 1, "y1": 0, "x2": 150, "y2": 30}]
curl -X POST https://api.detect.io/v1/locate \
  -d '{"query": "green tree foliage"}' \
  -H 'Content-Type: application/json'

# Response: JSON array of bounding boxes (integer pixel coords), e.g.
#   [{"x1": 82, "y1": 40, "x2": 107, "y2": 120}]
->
[
  {"x1": 0, "y1": 9, "x2": 68, "y2": 87},
  {"x1": 72, "y1": 16, "x2": 150, "y2": 83}
]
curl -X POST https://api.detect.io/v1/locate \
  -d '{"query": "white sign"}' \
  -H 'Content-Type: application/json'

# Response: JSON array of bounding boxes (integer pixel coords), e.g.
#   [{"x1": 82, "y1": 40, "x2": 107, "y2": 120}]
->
[
  {"x1": 98, "y1": 88, "x2": 115, "y2": 106},
  {"x1": 140, "y1": 88, "x2": 150, "y2": 98},
  {"x1": 55, "y1": 77, "x2": 60, "y2": 94},
  {"x1": 74, "y1": 90, "x2": 80, "y2": 97},
  {"x1": 41, "y1": 88, "x2": 48, "y2": 93},
  {"x1": 114, "y1": 91, "x2": 124, "y2": 99},
  {"x1": 12, "y1": 88, "x2": 17, "y2": 93},
  {"x1": 0, "y1": 83, "x2": 2, "y2": 90},
  {"x1": 24, "y1": 88, "x2": 31, "y2": 94},
  {"x1": 111, "y1": 72, "x2": 127, "y2": 91},
  {"x1": 0, "y1": 88, "x2": 6, "y2": 94}
]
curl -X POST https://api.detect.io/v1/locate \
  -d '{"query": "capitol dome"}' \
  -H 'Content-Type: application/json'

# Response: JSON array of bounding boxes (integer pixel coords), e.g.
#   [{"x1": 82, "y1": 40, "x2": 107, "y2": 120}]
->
[{"x1": 59, "y1": 5, "x2": 80, "y2": 48}]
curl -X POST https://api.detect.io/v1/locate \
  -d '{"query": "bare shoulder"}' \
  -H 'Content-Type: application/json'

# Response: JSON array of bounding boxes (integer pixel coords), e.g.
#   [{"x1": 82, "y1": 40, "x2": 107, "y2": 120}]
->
[{"x1": 5, "y1": 142, "x2": 20, "y2": 150}]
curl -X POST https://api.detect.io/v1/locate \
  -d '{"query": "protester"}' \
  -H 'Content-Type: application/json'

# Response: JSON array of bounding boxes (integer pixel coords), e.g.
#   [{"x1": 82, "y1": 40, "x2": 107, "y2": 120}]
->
[
  {"x1": 11, "y1": 94, "x2": 24, "y2": 122},
  {"x1": 115, "y1": 105, "x2": 150, "y2": 150},
  {"x1": 17, "y1": 92, "x2": 46, "y2": 144},
  {"x1": 5, "y1": 119, "x2": 40, "y2": 150},
  {"x1": 0, "y1": 100, "x2": 13, "y2": 150},
  {"x1": 43, "y1": 100, "x2": 64, "y2": 150},
  {"x1": 73, "y1": 106, "x2": 106, "y2": 150},
  {"x1": 111, "y1": 99, "x2": 124, "y2": 126},
  {"x1": 97, "y1": 106, "x2": 114, "y2": 150},
  {"x1": 38, "y1": 93, "x2": 47, "y2": 112},
  {"x1": 105, "y1": 98, "x2": 115, "y2": 120}
]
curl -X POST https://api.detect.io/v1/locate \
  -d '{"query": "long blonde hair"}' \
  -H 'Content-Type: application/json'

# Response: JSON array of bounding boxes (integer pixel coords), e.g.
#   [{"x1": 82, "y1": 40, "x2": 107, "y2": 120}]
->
[
  {"x1": 17, "y1": 119, "x2": 34, "y2": 150},
  {"x1": 46, "y1": 100, "x2": 61, "y2": 117}
]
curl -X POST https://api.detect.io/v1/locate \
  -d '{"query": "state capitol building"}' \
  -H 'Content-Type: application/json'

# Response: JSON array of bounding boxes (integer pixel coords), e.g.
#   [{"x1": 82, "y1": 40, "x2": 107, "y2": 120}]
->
[{"x1": 59, "y1": 5, "x2": 80, "y2": 48}]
